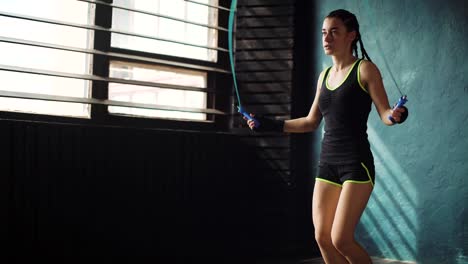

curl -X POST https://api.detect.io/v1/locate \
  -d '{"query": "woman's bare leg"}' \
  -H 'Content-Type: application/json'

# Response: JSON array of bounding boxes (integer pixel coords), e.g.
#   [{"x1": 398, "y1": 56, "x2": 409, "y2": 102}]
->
[
  {"x1": 312, "y1": 180, "x2": 349, "y2": 264},
  {"x1": 331, "y1": 182, "x2": 373, "y2": 264}
]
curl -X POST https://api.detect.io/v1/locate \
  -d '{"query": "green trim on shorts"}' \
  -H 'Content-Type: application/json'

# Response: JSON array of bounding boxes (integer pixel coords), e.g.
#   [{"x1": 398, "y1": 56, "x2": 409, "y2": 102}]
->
[
  {"x1": 316, "y1": 178, "x2": 343, "y2": 188},
  {"x1": 361, "y1": 162, "x2": 374, "y2": 187},
  {"x1": 343, "y1": 162, "x2": 375, "y2": 187},
  {"x1": 343, "y1": 179, "x2": 373, "y2": 185}
]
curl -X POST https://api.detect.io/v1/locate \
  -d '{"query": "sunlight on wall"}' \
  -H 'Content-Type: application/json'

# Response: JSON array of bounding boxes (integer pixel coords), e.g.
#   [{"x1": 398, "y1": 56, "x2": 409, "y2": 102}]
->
[{"x1": 357, "y1": 124, "x2": 418, "y2": 261}]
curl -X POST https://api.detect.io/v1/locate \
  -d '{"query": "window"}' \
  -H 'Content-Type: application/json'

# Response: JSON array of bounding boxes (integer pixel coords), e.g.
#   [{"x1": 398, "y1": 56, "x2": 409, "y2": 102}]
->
[
  {"x1": 108, "y1": 61, "x2": 207, "y2": 120},
  {"x1": 0, "y1": 0, "x2": 94, "y2": 117},
  {"x1": 0, "y1": 0, "x2": 227, "y2": 124},
  {"x1": 109, "y1": 0, "x2": 220, "y2": 121},
  {"x1": 112, "y1": 0, "x2": 219, "y2": 62}
]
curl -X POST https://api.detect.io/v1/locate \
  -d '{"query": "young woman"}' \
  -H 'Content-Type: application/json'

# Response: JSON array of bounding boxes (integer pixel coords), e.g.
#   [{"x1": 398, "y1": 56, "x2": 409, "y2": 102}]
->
[{"x1": 245, "y1": 9, "x2": 408, "y2": 264}]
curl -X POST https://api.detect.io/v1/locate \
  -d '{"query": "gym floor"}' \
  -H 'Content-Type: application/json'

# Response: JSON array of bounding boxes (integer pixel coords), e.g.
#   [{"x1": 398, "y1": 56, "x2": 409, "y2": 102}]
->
[{"x1": 256, "y1": 257, "x2": 416, "y2": 264}]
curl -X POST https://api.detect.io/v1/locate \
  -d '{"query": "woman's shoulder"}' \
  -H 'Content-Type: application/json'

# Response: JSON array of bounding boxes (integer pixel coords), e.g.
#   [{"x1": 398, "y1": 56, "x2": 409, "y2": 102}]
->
[
  {"x1": 321, "y1": 65, "x2": 332, "y2": 74},
  {"x1": 359, "y1": 59, "x2": 381, "y2": 78},
  {"x1": 359, "y1": 59, "x2": 379, "y2": 71},
  {"x1": 318, "y1": 66, "x2": 332, "y2": 84}
]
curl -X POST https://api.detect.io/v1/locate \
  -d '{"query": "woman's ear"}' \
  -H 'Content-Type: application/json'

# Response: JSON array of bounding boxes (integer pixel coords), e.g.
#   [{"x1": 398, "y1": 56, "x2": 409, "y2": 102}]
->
[{"x1": 348, "y1": 30, "x2": 357, "y2": 42}]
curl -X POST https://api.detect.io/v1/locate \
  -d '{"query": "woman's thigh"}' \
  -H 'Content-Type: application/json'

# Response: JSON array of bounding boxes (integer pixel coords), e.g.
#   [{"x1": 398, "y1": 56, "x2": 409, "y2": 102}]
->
[
  {"x1": 332, "y1": 182, "x2": 373, "y2": 241},
  {"x1": 312, "y1": 180, "x2": 342, "y2": 237}
]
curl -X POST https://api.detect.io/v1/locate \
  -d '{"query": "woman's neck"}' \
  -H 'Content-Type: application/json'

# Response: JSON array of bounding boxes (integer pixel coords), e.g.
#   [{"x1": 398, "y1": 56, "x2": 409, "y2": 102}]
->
[{"x1": 331, "y1": 54, "x2": 357, "y2": 72}]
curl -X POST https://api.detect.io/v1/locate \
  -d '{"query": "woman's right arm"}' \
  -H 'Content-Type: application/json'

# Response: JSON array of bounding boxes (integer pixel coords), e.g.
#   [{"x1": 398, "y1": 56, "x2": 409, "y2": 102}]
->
[{"x1": 283, "y1": 71, "x2": 324, "y2": 133}]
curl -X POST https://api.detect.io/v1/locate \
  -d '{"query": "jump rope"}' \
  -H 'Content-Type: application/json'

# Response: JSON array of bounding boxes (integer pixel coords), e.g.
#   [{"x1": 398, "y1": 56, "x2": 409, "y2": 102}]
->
[
  {"x1": 360, "y1": 0, "x2": 409, "y2": 123},
  {"x1": 228, "y1": 0, "x2": 408, "y2": 126},
  {"x1": 228, "y1": 0, "x2": 260, "y2": 128}
]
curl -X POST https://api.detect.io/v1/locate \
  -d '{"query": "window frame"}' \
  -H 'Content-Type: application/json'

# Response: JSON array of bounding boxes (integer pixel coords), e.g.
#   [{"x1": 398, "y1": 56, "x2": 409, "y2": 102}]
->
[{"x1": 0, "y1": 0, "x2": 232, "y2": 132}]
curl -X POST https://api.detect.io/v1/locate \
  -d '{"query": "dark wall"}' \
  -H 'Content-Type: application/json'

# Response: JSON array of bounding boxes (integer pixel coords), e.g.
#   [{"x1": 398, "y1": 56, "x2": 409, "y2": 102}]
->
[
  {"x1": 289, "y1": 0, "x2": 322, "y2": 257},
  {"x1": 232, "y1": 0, "x2": 323, "y2": 258},
  {"x1": 1, "y1": 119, "x2": 299, "y2": 261},
  {"x1": 233, "y1": 0, "x2": 295, "y2": 186}
]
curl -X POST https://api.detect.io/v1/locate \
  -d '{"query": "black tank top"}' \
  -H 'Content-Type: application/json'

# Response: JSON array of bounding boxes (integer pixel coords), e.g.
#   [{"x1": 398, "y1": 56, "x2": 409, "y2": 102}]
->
[{"x1": 318, "y1": 59, "x2": 373, "y2": 164}]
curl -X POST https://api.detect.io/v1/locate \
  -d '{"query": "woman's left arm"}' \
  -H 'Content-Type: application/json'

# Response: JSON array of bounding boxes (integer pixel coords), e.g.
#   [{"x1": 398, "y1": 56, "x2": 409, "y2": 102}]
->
[{"x1": 359, "y1": 60, "x2": 405, "y2": 126}]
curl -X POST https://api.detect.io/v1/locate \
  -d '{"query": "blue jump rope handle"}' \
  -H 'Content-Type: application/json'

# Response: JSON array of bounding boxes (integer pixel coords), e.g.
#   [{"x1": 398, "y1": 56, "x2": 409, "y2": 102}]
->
[
  {"x1": 238, "y1": 106, "x2": 260, "y2": 128},
  {"x1": 388, "y1": 95, "x2": 408, "y2": 123}
]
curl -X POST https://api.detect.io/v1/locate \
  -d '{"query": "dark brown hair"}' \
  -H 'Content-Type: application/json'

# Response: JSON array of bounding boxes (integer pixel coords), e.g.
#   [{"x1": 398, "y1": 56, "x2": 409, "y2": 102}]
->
[{"x1": 326, "y1": 9, "x2": 372, "y2": 62}]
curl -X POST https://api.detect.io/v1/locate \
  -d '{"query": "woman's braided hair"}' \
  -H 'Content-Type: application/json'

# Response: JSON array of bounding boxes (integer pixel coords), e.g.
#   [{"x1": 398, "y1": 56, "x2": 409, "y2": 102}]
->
[{"x1": 326, "y1": 9, "x2": 372, "y2": 62}]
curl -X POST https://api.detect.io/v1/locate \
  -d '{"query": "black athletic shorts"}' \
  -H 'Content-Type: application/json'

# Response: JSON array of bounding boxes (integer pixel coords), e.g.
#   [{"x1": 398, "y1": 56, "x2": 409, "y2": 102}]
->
[{"x1": 316, "y1": 160, "x2": 375, "y2": 188}]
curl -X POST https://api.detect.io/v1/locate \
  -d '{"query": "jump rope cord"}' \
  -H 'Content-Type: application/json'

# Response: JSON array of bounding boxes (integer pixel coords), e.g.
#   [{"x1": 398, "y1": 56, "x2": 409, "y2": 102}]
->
[
  {"x1": 228, "y1": 0, "x2": 259, "y2": 124},
  {"x1": 361, "y1": 0, "x2": 405, "y2": 97},
  {"x1": 228, "y1": 0, "x2": 242, "y2": 108}
]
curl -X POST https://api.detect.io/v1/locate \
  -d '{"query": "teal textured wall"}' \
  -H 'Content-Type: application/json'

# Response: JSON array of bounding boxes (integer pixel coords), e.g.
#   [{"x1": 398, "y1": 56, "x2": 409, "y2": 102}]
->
[{"x1": 313, "y1": 1, "x2": 468, "y2": 263}]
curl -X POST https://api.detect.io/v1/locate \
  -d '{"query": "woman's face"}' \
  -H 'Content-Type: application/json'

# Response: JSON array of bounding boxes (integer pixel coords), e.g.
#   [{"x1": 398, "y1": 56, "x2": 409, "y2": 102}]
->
[{"x1": 322, "y1": 17, "x2": 356, "y2": 56}]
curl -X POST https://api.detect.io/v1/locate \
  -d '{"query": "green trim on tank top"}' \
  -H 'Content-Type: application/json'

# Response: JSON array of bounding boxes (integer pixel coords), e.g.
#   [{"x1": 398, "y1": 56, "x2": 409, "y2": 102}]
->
[
  {"x1": 325, "y1": 59, "x2": 360, "y2": 91},
  {"x1": 357, "y1": 60, "x2": 369, "y2": 94}
]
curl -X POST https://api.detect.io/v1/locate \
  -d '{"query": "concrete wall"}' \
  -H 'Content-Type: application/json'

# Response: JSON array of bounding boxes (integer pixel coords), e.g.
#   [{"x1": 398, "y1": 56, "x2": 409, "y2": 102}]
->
[{"x1": 312, "y1": 1, "x2": 468, "y2": 263}]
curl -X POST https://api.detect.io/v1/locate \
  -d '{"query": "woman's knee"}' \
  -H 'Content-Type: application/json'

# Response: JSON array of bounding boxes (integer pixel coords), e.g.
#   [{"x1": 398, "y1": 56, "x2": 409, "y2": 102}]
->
[
  {"x1": 315, "y1": 230, "x2": 333, "y2": 248},
  {"x1": 331, "y1": 233, "x2": 354, "y2": 255}
]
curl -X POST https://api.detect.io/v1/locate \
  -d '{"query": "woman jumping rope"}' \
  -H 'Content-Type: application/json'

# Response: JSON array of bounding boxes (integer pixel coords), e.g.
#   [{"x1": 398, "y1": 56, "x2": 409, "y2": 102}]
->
[{"x1": 244, "y1": 9, "x2": 408, "y2": 264}]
